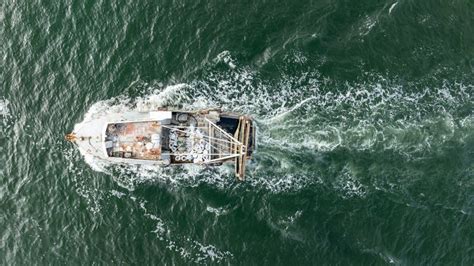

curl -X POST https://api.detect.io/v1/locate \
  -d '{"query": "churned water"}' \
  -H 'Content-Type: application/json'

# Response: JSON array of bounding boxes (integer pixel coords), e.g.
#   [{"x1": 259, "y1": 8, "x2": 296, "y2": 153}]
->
[{"x1": 2, "y1": 0, "x2": 474, "y2": 264}]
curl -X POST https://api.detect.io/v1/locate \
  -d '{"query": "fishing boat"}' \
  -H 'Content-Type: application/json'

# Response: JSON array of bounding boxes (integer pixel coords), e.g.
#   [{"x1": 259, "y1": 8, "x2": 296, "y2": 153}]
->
[{"x1": 66, "y1": 109, "x2": 256, "y2": 180}]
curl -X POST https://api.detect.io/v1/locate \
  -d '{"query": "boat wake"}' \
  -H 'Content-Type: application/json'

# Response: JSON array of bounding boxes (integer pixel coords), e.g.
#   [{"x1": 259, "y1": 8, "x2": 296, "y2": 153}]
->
[
  {"x1": 65, "y1": 51, "x2": 473, "y2": 263},
  {"x1": 70, "y1": 51, "x2": 474, "y2": 196}
]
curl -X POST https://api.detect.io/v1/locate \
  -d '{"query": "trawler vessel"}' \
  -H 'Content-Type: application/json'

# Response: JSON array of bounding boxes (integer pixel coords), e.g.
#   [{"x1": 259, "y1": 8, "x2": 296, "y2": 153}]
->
[{"x1": 66, "y1": 109, "x2": 256, "y2": 180}]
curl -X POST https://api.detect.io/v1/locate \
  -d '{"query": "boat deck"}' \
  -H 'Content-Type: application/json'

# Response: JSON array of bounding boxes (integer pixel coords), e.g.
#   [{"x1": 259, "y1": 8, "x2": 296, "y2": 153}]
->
[
  {"x1": 105, "y1": 121, "x2": 162, "y2": 160},
  {"x1": 97, "y1": 111, "x2": 254, "y2": 179}
]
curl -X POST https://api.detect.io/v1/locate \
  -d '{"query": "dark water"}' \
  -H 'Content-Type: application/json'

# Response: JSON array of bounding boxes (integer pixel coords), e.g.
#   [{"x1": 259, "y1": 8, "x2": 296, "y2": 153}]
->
[{"x1": 2, "y1": 0, "x2": 474, "y2": 264}]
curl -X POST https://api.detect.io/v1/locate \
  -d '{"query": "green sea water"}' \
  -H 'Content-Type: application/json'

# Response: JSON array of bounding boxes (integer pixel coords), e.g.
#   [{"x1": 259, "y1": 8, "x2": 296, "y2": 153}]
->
[{"x1": 2, "y1": 0, "x2": 474, "y2": 264}]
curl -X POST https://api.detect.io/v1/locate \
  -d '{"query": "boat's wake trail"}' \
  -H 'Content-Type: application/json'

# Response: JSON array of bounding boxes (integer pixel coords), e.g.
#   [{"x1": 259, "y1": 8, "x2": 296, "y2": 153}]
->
[
  {"x1": 259, "y1": 84, "x2": 474, "y2": 155},
  {"x1": 66, "y1": 51, "x2": 474, "y2": 262},
  {"x1": 72, "y1": 51, "x2": 474, "y2": 194}
]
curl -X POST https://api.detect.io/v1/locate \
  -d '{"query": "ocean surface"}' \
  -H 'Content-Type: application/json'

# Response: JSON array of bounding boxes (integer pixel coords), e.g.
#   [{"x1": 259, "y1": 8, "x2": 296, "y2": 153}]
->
[{"x1": 2, "y1": 0, "x2": 474, "y2": 264}]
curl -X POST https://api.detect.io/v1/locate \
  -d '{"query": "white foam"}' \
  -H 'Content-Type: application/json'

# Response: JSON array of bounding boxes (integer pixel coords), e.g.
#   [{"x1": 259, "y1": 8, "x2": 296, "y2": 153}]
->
[
  {"x1": 333, "y1": 165, "x2": 367, "y2": 199},
  {"x1": 206, "y1": 205, "x2": 230, "y2": 216},
  {"x1": 359, "y1": 15, "x2": 378, "y2": 36},
  {"x1": 64, "y1": 147, "x2": 105, "y2": 214},
  {"x1": 135, "y1": 83, "x2": 191, "y2": 111},
  {"x1": 193, "y1": 241, "x2": 233, "y2": 263},
  {"x1": 389, "y1": 2, "x2": 398, "y2": 15},
  {"x1": 133, "y1": 197, "x2": 233, "y2": 262},
  {"x1": 110, "y1": 190, "x2": 126, "y2": 198},
  {"x1": 0, "y1": 99, "x2": 8, "y2": 116},
  {"x1": 214, "y1": 51, "x2": 236, "y2": 69},
  {"x1": 0, "y1": 99, "x2": 12, "y2": 131}
]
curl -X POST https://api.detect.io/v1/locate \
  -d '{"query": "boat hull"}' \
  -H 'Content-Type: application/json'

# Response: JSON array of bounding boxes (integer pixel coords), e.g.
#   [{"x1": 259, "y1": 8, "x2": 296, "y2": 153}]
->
[{"x1": 67, "y1": 109, "x2": 255, "y2": 180}]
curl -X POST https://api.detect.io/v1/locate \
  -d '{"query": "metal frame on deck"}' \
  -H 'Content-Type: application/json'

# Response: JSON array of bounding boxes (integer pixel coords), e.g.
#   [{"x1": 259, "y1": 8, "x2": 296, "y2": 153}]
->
[{"x1": 160, "y1": 117, "x2": 250, "y2": 180}]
